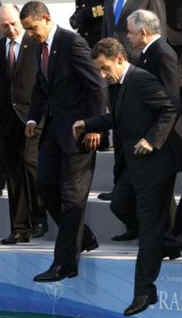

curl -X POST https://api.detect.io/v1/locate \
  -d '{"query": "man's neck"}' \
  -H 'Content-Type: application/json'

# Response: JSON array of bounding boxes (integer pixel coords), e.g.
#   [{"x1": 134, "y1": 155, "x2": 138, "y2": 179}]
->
[
  {"x1": 46, "y1": 21, "x2": 55, "y2": 41},
  {"x1": 142, "y1": 34, "x2": 161, "y2": 53},
  {"x1": 8, "y1": 29, "x2": 24, "y2": 43},
  {"x1": 119, "y1": 61, "x2": 130, "y2": 84}
]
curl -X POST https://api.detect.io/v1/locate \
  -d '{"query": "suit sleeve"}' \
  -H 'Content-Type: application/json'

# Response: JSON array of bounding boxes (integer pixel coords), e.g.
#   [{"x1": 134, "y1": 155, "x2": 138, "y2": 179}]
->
[
  {"x1": 28, "y1": 67, "x2": 47, "y2": 123},
  {"x1": 157, "y1": 50, "x2": 180, "y2": 112},
  {"x1": 85, "y1": 113, "x2": 113, "y2": 132},
  {"x1": 71, "y1": 34, "x2": 106, "y2": 116},
  {"x1": 135, "y1": 71, "x2": 177, "y2": 149}
]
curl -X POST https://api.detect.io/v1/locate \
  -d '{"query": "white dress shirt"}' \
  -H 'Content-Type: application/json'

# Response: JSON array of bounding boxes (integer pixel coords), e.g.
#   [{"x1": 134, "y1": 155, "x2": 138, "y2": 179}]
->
[
  {"x1": 43, "y1": 23, "x2": 57, "y2": 54},
  {"x1": 120, "y1": 63, "x2": 130, "y2": 84},
  {"x1": 6, "y1": 31, "x2": 25, "y2": 60},
  {"x1": 142, "y1": 35, "x2": 161, "y2": 54}
]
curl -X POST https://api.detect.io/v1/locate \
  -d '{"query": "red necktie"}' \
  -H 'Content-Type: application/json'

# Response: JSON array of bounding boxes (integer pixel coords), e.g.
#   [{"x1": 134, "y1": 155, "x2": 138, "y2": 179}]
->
[
  {"x1": 8, "y1": 40, "x2": 16, "y2": 70},
  {"x1": 42, "y1": 42, "x2": 49, "y2": 77}
]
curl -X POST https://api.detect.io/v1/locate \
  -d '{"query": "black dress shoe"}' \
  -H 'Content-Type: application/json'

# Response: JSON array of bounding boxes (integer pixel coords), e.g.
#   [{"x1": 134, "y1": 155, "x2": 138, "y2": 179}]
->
[
  {"x1": 163, "y1": 247, "x2": 181, "y2": 260},
  {"x1": 97, "y1": 192, "x2": 112, "y2": 201},
  {"x1": 32, "y1": 223, "x2": 48, "y2": 238},
  {"x1": 81, "y1": 239, "x2": 99, "y2": 252},
  {"x1": 34, "y1": 264, "x2": 78, "y2": 283},
  {"x1": 124, "y1": 294, "x2": 158, "y2": 316},
  {"x1": 1, "y1": 232, "x2": 30, "y2": 245},
  {"x1": 82, "y1": 224, "x2": 99, "y2": 252},
  {"x1": 112, "y1": 230, "x2": 138, "y2": 241}
]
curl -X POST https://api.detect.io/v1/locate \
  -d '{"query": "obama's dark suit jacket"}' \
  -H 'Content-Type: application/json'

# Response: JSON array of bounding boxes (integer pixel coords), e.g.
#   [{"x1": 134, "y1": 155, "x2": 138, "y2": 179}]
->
[{"x1": 28, "y1": 27, "x2": 104, "y2": 267}]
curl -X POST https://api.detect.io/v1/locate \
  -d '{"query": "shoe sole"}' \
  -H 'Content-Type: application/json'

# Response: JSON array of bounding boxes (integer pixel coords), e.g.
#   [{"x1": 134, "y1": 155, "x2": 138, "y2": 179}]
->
[
  {"x1": 34, "y1": 272, "x2": 78, "y2": 283},
  {"x1": 85, "y1": 243, "x2": 99, "y2": 252}
]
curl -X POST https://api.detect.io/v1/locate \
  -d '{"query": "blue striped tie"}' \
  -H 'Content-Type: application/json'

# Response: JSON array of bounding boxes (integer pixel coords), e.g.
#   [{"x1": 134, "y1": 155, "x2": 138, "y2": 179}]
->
[{"x1": 114, "y1": 0, "x2": 125, "y2": 25}]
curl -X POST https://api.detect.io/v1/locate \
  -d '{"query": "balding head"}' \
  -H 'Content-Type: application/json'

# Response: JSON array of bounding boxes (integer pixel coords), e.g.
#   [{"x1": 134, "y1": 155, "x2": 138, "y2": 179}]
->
[{"x1": 0, "y1": 4, "x2": 23, "y2": 40}]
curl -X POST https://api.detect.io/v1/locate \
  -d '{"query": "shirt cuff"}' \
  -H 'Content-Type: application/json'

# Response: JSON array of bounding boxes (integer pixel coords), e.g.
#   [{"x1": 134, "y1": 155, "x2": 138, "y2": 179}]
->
[{"x1": 26, "y1": 120, "x2": 37, "y2": 125}]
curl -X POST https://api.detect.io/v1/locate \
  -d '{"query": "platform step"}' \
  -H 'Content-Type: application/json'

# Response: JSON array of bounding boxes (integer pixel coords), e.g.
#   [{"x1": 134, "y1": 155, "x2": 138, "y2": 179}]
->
[{"x1": 0, "y1": 247, "x2": 181, "y2": 318}]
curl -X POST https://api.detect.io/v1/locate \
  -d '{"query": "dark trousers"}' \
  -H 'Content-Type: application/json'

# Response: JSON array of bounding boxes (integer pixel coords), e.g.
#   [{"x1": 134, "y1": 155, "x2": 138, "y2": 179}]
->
[
  {"x1": 1, "y1": 118, "x2": 46, "y2": 234},
  {"x1": 0, "y1": 174, "x2": 5, "y2": 190},
  {"x1": 38, "y1": 136, "x2": 96, "y2": 267},
  {"x1": 111, "y1": 169, "x2": 138, "y2": 232},
  {"x1": 111, "y1": 168, "x2": 175, "y2": 296}
]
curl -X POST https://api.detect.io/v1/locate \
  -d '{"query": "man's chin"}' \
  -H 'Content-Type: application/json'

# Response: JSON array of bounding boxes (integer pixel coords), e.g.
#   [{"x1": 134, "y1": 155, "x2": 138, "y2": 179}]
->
[{"x1": 107, "y1": 78, "x2": 116, "y2": 85}]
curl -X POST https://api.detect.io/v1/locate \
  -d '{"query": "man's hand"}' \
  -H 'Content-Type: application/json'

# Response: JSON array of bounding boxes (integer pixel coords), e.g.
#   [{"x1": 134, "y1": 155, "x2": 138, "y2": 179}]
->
[
  {"x1": 82, "y1": 133, "x2": 101, "y2": 151},
  {"x1": 72, "y1": 120, "x2": 86, "y2": 139},
  {"x1": 25, "y1": 122, "x2": 37, "y2": 138},
  {"x1": 134, "y1": 138, "x2": 153, "y2": 155}
]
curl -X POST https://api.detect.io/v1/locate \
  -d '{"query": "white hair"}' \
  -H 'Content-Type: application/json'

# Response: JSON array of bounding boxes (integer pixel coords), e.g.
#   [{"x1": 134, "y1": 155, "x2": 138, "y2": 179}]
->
[{"x1": 127, "y1": 9, "x2": 161, "y2": 35}]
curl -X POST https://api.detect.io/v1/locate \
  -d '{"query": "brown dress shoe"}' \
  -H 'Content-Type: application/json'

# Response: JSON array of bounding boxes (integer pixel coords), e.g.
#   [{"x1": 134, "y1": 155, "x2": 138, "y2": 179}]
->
[{"x1": 1, "y1": 232, "x2": 30, "y2": 245}]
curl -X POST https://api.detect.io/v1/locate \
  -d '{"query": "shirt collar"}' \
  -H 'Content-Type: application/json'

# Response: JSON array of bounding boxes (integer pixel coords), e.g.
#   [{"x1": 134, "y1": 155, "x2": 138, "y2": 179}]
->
[
  {"x1": 6, "y1": 30, "x2": 25, "y2": 47},
  {"x1": 119, "y1": 63, "x2": 130, "y2": 85},
  {"x1": 45, "y1": 24, "x2": 57, "y2": 47},
  {"x1": 142, "y1": 35, "x2": 161, "y2": 54}
]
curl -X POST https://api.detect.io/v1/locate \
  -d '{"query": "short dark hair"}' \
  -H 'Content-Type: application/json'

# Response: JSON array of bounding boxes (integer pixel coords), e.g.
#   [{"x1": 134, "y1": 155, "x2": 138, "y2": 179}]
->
[
  {"x1": 20, "y1": 1, "x2": 50, "y2": 20},
  {"x1": 92, "y1": 37, "x2": 128, "y2": 60}
]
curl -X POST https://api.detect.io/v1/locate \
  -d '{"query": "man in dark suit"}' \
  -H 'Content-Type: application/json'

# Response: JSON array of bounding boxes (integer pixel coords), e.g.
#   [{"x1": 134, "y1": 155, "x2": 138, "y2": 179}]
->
[
  {"x1": 111, "y1": 9, "x2": 181, "y2": 254},
  {"x1": 0, "y1": 2, "x2": 6, "y2": 197},
  {"x1": 20, "y1": 1, "x2": 104, "y2": 282},
  {"x1": 73, "y1": 37, "x2": 182, "y2": 315},
  {"x1": 98, "y1": 0, "x2": 167, "y2": 207},
  {"x1": 0, "y1": 4, "x2": 48, "y2": 244},
  {"x1": 102, "y1": 0, "x2": 167, "y2": 60},
  {"x1": 164, "y1": 1, "x2": 182, "y2": 237},
  {"x1": 164, "y1": 0, "x2": 182, "y2": 98}
]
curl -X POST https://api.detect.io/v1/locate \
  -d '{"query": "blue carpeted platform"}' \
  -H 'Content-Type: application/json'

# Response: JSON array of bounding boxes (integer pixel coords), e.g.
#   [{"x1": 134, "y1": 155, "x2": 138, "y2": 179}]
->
[{"x1": 0, "y1": 244, "x2": 182, "y2": 318}]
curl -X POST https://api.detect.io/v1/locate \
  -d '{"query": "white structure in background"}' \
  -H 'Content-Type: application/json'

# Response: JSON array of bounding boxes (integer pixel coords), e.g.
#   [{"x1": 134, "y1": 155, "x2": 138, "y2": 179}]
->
[
  {"x1": 48, "y1": 2, "x2": 75, "y2": 30},
  {"x1": 3, "y1": 1, "x2": 75, "y2": 31}
]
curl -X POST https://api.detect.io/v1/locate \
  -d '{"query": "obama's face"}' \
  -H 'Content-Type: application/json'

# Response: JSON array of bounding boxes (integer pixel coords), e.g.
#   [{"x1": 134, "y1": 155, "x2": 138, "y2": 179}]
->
[{"x1": 21, "y1": 15, "x2": 50, "y2": 43}]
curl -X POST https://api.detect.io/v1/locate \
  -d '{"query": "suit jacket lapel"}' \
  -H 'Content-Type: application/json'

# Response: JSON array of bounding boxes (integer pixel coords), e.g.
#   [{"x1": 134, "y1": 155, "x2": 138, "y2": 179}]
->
[
  {"x1": 1, "y1": 38, "x2": 6, "y2": 64},
  {"x1": 114, "y1": 65, "x2": 134, "y2": 123},
  {"x1": 110, "y1": 0, "x2": 115, "y2": 27},
  {"x1": 47, "y1": 26, "x2": 61, "y2": 82},
  {"x1": 105, "y1": 0, "x2": 115, "y2": 32},
  {"x1": 15, "y1": 33, "x2": 28, "y2": 73},
  {"x1": 117, "y1": 0, "x2": 131, "y2": 27},
  {"x1": 114, "y1": 84, "x2": 126, "y2": 123},
  {"x1": 118, "y1": 0, "x2": 138, "y2": 28},
  {"x1": 139, "y1": 38, "x2": 161, "y2": 67}
]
